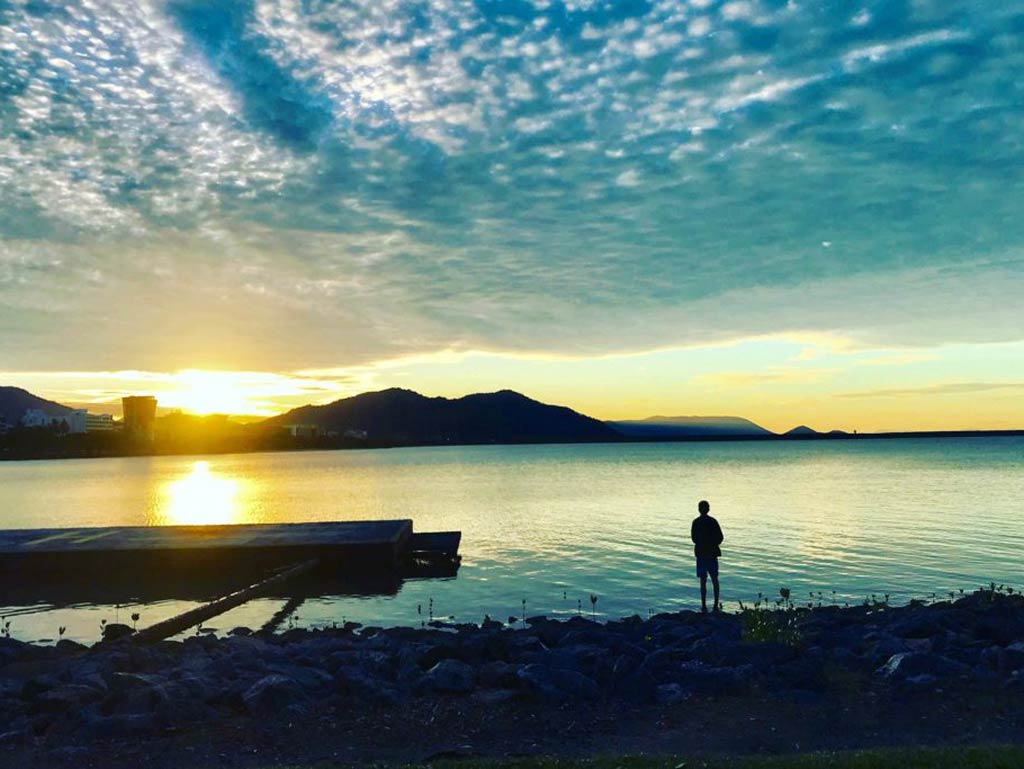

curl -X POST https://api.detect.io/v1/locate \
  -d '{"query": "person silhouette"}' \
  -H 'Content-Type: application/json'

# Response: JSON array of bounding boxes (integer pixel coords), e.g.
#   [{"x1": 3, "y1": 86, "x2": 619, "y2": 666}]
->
[{"x1": 691, "y1": 499, "x2": 723, "y2": 613}]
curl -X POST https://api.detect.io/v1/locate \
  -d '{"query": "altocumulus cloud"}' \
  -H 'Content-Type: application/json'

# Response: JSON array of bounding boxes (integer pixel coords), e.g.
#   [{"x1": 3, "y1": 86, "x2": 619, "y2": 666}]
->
[{"x1": 1, "y1": 0, "x2": 1023, "y2": 371}]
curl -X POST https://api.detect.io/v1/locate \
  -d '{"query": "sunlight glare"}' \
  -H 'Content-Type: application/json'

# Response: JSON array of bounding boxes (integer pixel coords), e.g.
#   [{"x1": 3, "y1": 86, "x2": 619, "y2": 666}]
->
[
  {"x1": 163, "y1": 370, "x2": 256, "y2": 416},
  {"x1": 162, "y1": 461, "x2": 245, "y2": 525}
]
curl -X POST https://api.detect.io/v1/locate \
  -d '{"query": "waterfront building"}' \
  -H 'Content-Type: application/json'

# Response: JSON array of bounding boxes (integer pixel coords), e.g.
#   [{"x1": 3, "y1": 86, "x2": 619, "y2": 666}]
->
[
  {"x1": 22, "y1": 408, "x2": 88, "y2": 433},
  {"x1": 122, "y1": 396, "x2": 157, "y2": 437},
  {"x1": 85, "y1": 413, "x2": 115, "y2": 432}
]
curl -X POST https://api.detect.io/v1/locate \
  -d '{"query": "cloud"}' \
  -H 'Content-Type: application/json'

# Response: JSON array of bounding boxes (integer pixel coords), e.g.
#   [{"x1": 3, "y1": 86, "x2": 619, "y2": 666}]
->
[
  {"x1": 693, "y1": 368, "x2": 839, "y2": 388},
  {"x1": 839, "y1": 382, "x2": 1024, "y2": 399},
  {"x1": 1, "y1": 1, "x2": 1023, "y2": 372}
]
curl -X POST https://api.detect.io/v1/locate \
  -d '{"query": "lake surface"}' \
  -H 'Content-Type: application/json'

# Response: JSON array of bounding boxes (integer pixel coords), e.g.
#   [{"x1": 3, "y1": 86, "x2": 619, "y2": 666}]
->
[{"x1": 2, "y1": 438, "x2": 1022, "y2": 643}]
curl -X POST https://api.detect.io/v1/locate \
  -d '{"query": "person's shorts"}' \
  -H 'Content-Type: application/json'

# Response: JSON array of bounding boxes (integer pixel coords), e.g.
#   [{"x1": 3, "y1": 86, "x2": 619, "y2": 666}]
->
[{"x1": 696, "y1": 556, "x2": 719, "y2": 580}]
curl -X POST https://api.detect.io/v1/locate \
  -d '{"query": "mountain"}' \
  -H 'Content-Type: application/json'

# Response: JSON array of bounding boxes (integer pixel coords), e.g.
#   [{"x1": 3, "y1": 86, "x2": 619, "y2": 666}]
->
[
  {"x1": 263, "y1": 388, "x2": 620, "y2": 445},
  {"x1": 785, "y1": 425, "x2": 819, "y2": 436},
  {"x1": 0, "y1": 386, "x2": 73, "y2": 426},
  {"x1": 608, "y1": 415, "x2": 773, "y2": 438}
]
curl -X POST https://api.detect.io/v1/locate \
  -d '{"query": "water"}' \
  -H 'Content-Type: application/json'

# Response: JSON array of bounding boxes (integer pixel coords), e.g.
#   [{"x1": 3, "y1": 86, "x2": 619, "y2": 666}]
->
[{"x1": 1, "y1": 438, "x2": 1022, "y2": 644}]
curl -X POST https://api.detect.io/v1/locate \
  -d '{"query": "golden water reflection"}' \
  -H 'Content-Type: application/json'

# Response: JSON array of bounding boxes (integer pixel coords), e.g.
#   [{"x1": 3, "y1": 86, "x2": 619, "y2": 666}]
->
[{"x1": 161, "y1": 461, "x2": 250, "y2": 526}]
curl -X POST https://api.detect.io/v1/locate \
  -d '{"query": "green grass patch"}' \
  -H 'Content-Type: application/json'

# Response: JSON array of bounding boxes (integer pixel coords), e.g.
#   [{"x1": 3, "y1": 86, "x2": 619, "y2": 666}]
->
[{"x1": 268, "y1": 745, "x2": 1024, "y2": 769}]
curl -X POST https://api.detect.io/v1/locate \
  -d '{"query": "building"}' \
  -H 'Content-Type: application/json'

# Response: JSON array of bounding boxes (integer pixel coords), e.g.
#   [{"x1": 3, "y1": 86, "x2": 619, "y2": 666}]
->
[
  {"x1": 85, "y1": 413, "x2": 115, "y2": 432},
  {"x1": 122, "y1": 396, "x2": 157, "y2": 436},
  {"x1": 283, "y1": 423, "x2": 321, "y2": 438},
  {"x1": 22, "y1": 408, "x2": 87, "y2": 434}
]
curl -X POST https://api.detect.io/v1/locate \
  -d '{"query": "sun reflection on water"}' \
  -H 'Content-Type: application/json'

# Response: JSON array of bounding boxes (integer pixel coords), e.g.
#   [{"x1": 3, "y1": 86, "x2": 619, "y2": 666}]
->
[{"x1": 161, "y1": 461, "x2": 247, "y2": 526}]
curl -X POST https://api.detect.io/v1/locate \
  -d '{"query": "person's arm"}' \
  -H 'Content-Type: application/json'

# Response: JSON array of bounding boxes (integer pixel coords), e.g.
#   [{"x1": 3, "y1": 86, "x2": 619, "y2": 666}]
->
[
  {"x1": 714, "y1": 519, "x2": 724, "y2": 545},
  {"x1": 690, "y1": 519, "x2": 698, "y2": 544}
]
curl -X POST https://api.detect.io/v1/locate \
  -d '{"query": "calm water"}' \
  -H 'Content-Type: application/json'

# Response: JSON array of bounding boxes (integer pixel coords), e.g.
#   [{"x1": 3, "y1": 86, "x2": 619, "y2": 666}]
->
[{"x1": 2, "y1": 438, "x2": 1022, "y2": 643}]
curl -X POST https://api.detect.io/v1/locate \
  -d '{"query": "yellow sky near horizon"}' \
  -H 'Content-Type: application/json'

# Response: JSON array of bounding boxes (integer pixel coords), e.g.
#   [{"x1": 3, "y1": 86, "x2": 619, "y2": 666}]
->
[{"x1": 6, "y1": 335, "x2": 1024, "y2": 434}]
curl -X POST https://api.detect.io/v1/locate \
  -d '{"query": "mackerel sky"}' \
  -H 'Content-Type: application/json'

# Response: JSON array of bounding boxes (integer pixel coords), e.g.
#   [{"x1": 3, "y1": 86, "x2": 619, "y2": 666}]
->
[{"x1": 2, "y1": 1, "x2": 1023, "y2": 429}]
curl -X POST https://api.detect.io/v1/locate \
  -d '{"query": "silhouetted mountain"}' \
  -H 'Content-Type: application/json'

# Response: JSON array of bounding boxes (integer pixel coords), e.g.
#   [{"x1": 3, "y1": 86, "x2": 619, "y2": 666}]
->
[
  {"x1": 263, "y1": 388, "x2": 619, "y2": 446},
  {"x1": 785, "y1": 425, "x2": 819, "y2": 436},
  {"x1": 609, "y1": 415, "x2": 773, "y2": 438},
  {"x1": 0, "y1": 386, "x2": 72, "y2": 426}
]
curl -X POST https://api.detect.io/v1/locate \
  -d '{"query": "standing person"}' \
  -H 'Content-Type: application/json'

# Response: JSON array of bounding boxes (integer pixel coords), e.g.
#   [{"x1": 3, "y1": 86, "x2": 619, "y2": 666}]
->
[{"x1": 691, "y1": 500, "x2": 723, "y2": 613}]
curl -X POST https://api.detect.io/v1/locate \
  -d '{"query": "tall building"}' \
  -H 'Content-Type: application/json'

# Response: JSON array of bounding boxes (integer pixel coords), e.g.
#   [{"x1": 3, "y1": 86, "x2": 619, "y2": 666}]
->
[{"x1": 122, "y1": 396, "x2": 157, "y2": 436}]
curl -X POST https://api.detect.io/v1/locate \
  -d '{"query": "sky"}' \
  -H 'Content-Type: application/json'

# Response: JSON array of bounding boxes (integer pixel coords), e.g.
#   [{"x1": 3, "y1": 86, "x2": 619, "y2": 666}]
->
[{"x1": 1, "y1": 0, "x2": 1023, "y2": 432}]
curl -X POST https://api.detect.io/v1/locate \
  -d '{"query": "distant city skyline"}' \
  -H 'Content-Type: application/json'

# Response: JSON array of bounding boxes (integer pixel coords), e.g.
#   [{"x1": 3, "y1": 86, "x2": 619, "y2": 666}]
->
[{"x1": 2, "y1": 2, "x2": 1023, "y2": 433}]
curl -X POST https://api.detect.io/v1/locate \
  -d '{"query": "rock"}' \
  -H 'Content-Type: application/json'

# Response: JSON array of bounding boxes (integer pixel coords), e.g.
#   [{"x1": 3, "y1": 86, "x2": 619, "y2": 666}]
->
[
  {"x1": 422, "y1": 659, "x2": 476, "y2": 693},
  {"x1": 78, "y1": 713, "x2": 159, "y2": 740},
  {"x1": 655, "y1": 683, "x2": 689, "y2": 704},
  {"x1": 516, "y1": 664, "x2": 599, "y2": 702},
  {"x1": 998, "y1": 642, "x2": 1024, "y2": 674},
  {"x1": 0, "y1": 728, "x2": 30, "y2": 747},
  {"x1": 28, "y1": 685, "x2": 103, "y2": 714},
  {"x1": 877, "y1": 652, "x2": 970, "y2": 681},
  {"x1": 228, "y1": 626, "x2": 253, "y2": 637},
  {"x1": 472, "y1": 688, "x2": 518, "y2": 705},
  {"x1": 481, "y1": 618, "x2": 503, "y2": 631},
  {"x1": 264, "y1": 662, "x2": 334, "y2": 691},
  {"x1": 0, "y1": 637, "x2": 30, "y2": 667},
  {"x1": 417, "y1": 643, "x2": 463, "y2": 670},
  {"x1": 21, "y1": 675, "x2": 59, "y2": 699},
  {"x1": 101, "y1": 623, "x2": 135, "y2": 642},
  {"x1": 478, "y1": 661, "x2": 519, "y2": 688},
  {"x1": 334, "y1": 666, "x2": 403, "y2": 705},
  {"x1": 242, "y1": 674, "x2": 306, "y2": 717},
  {"x1": 676, "y1": 661, "x2": 757, "y2": 695},
  {"x1": 54, "y1": 639, "x2": 88, "y2": 654}
]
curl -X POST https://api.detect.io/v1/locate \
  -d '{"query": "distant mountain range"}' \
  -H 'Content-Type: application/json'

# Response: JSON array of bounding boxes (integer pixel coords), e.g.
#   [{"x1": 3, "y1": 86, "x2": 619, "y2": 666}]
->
[
  {"x1": 0, "y1": 386, "x2": 72, "y2": 425},
  {"x1": 609, "y1": 415, "x2": 772, "y2": 438},
  {"x1": 0, "y1": 384, "x2": 865, "y2": 445},
  {"x1": 263, "y1": 388, "x2": 619, "y2": 445}
]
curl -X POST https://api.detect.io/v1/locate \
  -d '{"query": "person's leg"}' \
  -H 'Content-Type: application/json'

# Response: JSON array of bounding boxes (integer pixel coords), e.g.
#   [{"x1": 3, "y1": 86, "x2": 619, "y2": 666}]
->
[
  {"x1": 699, "y1": 575, "x2": 708, "y2": 612},
  {"x1": 708, "y1": 558, "x2": 721, "y2": 611}
]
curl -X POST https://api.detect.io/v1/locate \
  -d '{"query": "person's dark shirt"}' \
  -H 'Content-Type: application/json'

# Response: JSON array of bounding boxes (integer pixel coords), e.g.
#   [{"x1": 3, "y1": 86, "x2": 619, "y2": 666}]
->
[{"x1": 690, "y1": 515, "x2": 724, "y2": 559}]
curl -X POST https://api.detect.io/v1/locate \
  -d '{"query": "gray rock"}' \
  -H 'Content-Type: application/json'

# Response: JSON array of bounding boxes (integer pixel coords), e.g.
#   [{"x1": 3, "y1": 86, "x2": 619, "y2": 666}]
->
[
  {"x1": 242, "y1": 674, "x2": 306, "y2": 717},
  {"x1": 334, "y1": 665, "x2": 403, "y2": 705},
  {"x1": 78, "y1": 713, "x2": 159, "y2": 740},
  {"x1": 516, "y1": 664, "x2": 599, "y2": 702},
  {"x1": 998, "y1": 642, "x2": 1024, "y2": 674},
  {"x1": 422, "y1": 659, "x2": 476, "y2": 693},
  {"x1": 101, "y1": 623, "x2": 135, "y2": 642},
  {"x1": 265, "y1": 662, "x2": 334, "y2": 691},
  {"x1": 478, "y1": 661, "x2": 519, "y2": 688},
  {"x1": 877, "y1": 652, "x2": 970, "y2": 680},
  {"x1": 655, "y1": 682, "x2": 689, "y2": 704},
  {"x1": 472, "y1": 688, "x2": 519, "y2": 705}
]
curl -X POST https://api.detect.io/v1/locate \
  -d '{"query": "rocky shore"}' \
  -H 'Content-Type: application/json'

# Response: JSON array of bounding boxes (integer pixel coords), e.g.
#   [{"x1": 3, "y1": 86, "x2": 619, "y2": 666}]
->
[{"x1": 2, "y1": 589, "x2": 1024, "y2": 768}]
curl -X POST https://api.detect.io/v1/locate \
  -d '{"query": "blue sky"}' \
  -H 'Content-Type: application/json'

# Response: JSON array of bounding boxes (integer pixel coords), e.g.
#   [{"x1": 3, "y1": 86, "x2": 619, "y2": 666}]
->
[{"x1": 1, "y1": 1, "x2": 1023, "y2": 429}]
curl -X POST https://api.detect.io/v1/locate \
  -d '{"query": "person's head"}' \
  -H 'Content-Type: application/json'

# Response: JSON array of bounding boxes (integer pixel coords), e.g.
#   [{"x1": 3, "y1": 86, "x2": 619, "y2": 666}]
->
[{"x1": 698, "y1": 500, "x2": 710, "y2": 516}]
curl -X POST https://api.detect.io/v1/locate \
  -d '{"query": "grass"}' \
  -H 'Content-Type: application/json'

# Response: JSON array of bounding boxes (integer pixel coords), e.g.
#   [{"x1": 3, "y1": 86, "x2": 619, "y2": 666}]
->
[{"x1": 265, "y1": 746, "x2": 1024, "y2": 769}]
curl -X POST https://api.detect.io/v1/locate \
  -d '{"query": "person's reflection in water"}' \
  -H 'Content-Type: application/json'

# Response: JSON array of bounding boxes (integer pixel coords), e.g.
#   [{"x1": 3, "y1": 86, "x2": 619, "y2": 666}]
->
[{"x1": 690, "y1": 499, "x2": 724, "y2": 613}]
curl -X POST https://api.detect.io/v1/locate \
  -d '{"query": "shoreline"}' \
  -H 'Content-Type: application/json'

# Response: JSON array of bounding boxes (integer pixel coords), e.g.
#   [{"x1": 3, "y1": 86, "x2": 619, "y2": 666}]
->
[
  {"x1": 2, "y1": 429, "x2": 1022, "y2": 463},
  {"x1": 2, "y1": 589, "x2": 1023, "y2": 767}
]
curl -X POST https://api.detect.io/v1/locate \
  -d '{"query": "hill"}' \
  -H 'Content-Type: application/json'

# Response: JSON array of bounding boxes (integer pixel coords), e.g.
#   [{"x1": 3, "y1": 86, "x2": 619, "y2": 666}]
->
[
  {"x1": 608, "y1": 415, "x2": 773, "y2": 438},
  {"x1": 263, "y1": 388, "x2": 620, "y2": 446},
  {"x1": 0, "y1": 386, "x2": 73, "y2": 426},
  {"x1": 785, "y1": 425, "x2": 819, "y2": 436}
]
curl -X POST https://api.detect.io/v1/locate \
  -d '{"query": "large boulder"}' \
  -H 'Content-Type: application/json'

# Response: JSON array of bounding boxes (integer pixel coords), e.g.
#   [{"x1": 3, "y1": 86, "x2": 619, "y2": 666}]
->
[
  {"x1": 516, "y1": 664, "x2": 599, "y2": 702},
  {"x1": 877, "y1": 652, "x2": 970, "y2": 681},
  {"x1": 242, "y1": 674, "x2": 306, "y2": 717},
  {"x1": 421, "y1": 660, "x2": 476, "y2": 693},
  {"x1": 101, "y1": 623, "x2": 135, "y2": 642}
]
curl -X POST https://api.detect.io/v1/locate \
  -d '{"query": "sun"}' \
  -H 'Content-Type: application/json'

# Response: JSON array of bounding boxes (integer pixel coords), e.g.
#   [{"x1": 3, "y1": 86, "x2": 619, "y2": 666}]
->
[{"x1": 162, "y1": 370, "x2": 258, "y2": 416}]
